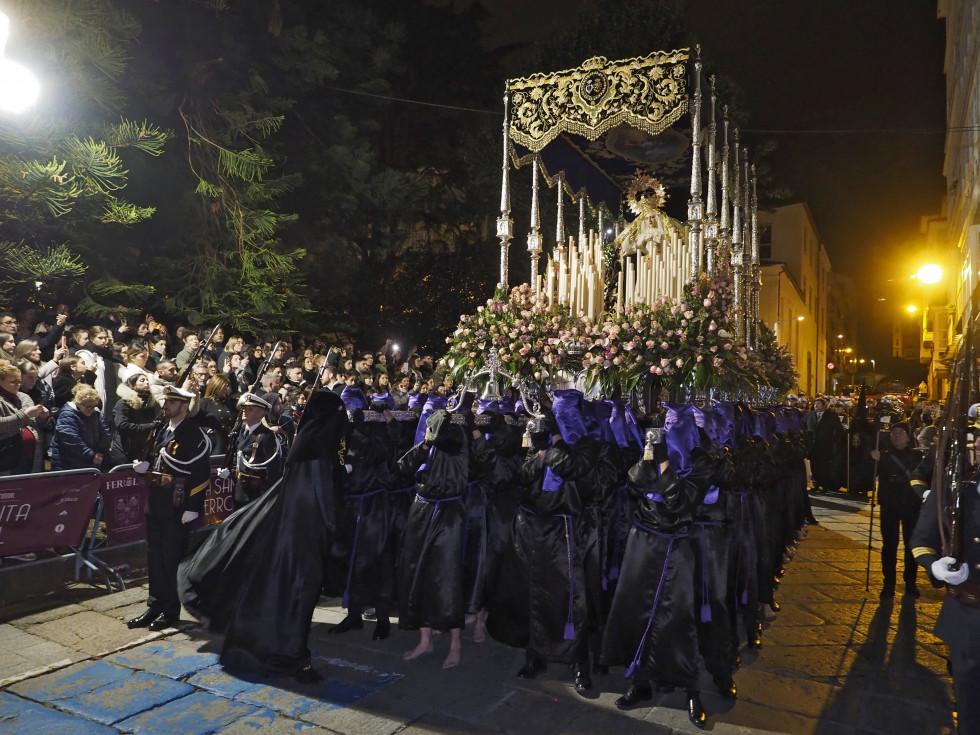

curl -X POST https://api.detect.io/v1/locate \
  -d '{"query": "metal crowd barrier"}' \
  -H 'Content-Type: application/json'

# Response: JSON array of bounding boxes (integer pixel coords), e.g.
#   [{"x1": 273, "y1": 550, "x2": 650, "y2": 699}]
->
[{"x1": 0, "y1": 455, "x2": 233, "y2": 595}]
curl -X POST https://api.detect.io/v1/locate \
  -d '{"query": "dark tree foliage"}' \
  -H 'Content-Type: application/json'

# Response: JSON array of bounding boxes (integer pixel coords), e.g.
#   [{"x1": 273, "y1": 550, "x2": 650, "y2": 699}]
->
[{"x1": 0, "y1": 0, "x2": 169, "y2": 314}]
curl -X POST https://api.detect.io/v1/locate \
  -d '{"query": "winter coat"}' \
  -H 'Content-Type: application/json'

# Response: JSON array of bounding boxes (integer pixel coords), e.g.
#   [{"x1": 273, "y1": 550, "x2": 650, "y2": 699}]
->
[
  {"x1": 111, "y1": 384, "x2": 160, "y2": 465},
  {"x1": 52, "y1": 402, "x2": 111, "y2": 470}
]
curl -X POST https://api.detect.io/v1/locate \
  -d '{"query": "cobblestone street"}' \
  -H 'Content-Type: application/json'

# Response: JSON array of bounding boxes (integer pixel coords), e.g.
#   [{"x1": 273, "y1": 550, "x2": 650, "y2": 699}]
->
[{"x1": 0, "y1": 491, "x2": 955, "y2": 734}]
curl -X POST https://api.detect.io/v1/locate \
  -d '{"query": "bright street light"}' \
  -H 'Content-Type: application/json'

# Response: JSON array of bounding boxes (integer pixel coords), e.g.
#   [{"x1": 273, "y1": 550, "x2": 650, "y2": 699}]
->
[
  {"x1": 915, "y1": 263, "x2": 943, "y2": 285},
  {"x1": 0, "y1": 12, "x2": 39, "y2": 114},
  {"x1": 907, "y1": 304, "x2": 918, "y2": 313},
  {"x1": 773, "y1": 315, "x2": 805, "y2": 326}
]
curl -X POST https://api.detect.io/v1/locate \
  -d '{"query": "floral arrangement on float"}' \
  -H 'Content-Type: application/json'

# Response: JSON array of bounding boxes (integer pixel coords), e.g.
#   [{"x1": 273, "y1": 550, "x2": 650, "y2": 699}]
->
[
  {"x1": 582, "y1": 272, "x2": 754, "y2": 397},
  {"x1": 441, "y1": 282, "x2": 577, "y2": 386},
  {"x1": 440, "y1": 273, "x2": 799, "y2": 400}
]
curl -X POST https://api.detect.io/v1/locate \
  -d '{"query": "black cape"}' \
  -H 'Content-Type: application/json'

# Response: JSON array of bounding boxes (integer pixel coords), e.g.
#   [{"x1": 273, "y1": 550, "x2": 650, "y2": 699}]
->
[{"x1": 177, "y1": 389, "x2": 348, "y2": 677}]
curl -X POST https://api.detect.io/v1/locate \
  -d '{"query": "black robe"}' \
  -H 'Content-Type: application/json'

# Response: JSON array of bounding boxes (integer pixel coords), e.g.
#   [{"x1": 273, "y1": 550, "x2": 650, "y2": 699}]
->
[
  {"x1": 462, "y1": 432, "x2": 495, "y2": 614},
  {"x1": 330, "y1": 419, "x2": 394, "y2": 611},
  {"x1": 600, "y1": 457, "x2": 703, "y2": 690},
  {"x1": 516, "y1": 437, "x2": 600, "y2": 665},
  {"x1": 177, "y1": 389, "x2": 348, "y2": 677},
  {"x1": 396, "y1": 411, "x2": 468, "y2": 632},
  {"x1": 691, "y1": 438, "x2": 736, "y2": 681}
]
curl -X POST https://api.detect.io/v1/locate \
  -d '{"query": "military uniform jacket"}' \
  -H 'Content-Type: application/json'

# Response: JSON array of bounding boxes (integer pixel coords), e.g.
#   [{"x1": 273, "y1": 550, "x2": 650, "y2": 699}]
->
[
  {"x1": 233, "y1": 423, "x2": 283, "y2": 504},
  {"x1": 150, "y1": 419, "x2": 212, "y2": 515},
  {"x1": 911, "y1": 470, "x2": 980, "y2": 655}
]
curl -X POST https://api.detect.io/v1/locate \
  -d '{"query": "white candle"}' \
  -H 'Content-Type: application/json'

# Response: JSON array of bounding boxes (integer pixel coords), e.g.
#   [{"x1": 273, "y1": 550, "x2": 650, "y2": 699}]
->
[{"x1": 617, "y1": 263, "x2": 624, "y2": 311}]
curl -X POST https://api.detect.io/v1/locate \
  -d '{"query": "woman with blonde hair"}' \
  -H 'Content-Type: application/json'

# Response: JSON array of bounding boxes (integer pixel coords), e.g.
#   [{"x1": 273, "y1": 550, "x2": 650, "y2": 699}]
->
[
  {"x1": 52, "y1": 383, "x2": 111, "y2": 471},
  {"x1": 218, "y1": 336, "x2": 244, "y2": 373},
  {"x1": 0, "y1": 359, "x2": 48, "y2": 476},
  {"x1": 14, "y1": 338, "x2": 67, "y2": 382}
]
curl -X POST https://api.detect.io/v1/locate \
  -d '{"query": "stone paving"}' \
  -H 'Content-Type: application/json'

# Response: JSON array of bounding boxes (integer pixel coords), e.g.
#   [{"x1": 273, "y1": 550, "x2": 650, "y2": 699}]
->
[{"x1": 0, "y1": 491, "x2": 956, "y2": 734}]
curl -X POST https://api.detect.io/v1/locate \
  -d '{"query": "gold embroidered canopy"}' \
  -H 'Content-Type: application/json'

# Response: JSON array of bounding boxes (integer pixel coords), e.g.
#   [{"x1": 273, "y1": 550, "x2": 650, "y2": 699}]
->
[{"x1": 507, "y1": 49, "x2": 690, "y2": 153}]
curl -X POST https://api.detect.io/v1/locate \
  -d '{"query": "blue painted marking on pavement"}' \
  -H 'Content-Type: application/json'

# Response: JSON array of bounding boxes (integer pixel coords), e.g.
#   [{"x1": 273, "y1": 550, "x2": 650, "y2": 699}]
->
[
  {"x1": 233, "y1": 684, "x2": 341, "y2": 718},
  {"x1": 3, "y1": 652, "x2": 402, "y2": 734},
  {"x1": 0, "y1": 692, "x2": 118, "y2": 735},
  {"x1": 185, "y1": 663, "x2": 273, "y2": 699},
  {"x1": 229, "y1": 656, "x2": 403, "y2": 717},
  {"x1": 116, "y1": 689, "x2": 258, "y2": 735},
  {"x1": 55, "y1": 670, "x2": 194, "y2": 725},
  {"x1": 106, "y1": 641, "x2": 220, "y2": 680},
  {"x1": 7, "y1": 659, "x2": 131, "y2": 703},
  {"x1": 315, "y1": 679, "x2": 378, "y2": 707}
]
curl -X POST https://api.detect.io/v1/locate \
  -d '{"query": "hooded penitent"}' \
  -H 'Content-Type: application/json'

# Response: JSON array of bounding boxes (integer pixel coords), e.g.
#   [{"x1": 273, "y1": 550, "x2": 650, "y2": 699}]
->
[
  {"x1": 413, "y1": 395, "x2": 448, "y2": 446},
  {"x1": 552, "y1": 389, "x2": 587, "y2": 446}
]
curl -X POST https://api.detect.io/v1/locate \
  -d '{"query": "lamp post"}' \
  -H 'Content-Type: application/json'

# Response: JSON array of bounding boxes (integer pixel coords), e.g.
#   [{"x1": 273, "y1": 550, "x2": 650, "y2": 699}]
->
[
  {"x1": 773, "y1": 314, "x2": 804, "y2": 345},
  {"x1": 858, "y1": 358, "x2": 876, "y2": 388},
  {"x1": 0, "y1": 11, "x2": 40, "y2": 114}
]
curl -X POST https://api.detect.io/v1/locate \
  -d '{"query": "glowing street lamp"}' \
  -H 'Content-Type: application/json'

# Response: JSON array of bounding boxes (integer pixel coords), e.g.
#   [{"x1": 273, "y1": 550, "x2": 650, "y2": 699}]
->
[
  {"x1": 907, "y1": 304, "x2": 918, "y2": 313},
  {"x1": 915, "y1": 263, "x2": 943, "y2": 286},
  {"x1": 773, "y1": 314, "x2": 804, "y2": 345},
  {"x1": 0, "y1": 12, "x2": 40, "y2": 114}
]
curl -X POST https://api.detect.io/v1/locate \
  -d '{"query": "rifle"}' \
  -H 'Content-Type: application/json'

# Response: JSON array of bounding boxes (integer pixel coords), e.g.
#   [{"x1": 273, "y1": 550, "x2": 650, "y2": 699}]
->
[
  {"x1": 142, "y1": 323, "x2": 221, "y2": 465},
  {"x1": 312, "y1": 354, "x2": 330, "y2": 391},
  {"x1": 174, "y1": 323, "x2": 222, "y2": 390},
  {"x1": 222, "y1": 340, "x2": 283, "y2": 472},
  {"x1": 865, "y1": 413, "x2": 890, "y2": 591}
]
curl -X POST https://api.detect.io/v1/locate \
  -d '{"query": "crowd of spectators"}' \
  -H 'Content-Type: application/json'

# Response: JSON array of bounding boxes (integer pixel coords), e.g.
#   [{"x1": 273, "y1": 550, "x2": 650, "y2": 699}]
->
[{"x1": 0, "y1": 306, "x2": 443, "y2": 561}]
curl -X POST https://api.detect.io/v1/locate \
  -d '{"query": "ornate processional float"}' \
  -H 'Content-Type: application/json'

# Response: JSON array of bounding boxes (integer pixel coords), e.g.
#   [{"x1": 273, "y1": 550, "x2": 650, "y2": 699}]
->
[{"x1": 441, "y1": 48, "x2": 798, "y2": 407}]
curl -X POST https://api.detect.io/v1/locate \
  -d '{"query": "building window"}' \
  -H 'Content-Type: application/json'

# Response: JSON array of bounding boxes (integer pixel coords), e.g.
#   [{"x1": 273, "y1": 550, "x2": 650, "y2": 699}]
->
[{"x1": 760, "y1": 245, "x2": 772, "y2": 260}]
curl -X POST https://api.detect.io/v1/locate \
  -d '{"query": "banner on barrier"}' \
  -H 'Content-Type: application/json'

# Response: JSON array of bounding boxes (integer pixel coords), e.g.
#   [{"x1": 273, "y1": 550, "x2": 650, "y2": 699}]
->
[
  {"x1": 201, "y1": 457, "x2": 235, "y2": 527},
  {"x1": 102, "y1": 457, "x2": 234, "y2": 546},
  {"x1": 0, "y1": 472, "x2": 101, "y2": 556},
  {"x1": 101, "y1": 472, "x2": 150, "y2": 546}
]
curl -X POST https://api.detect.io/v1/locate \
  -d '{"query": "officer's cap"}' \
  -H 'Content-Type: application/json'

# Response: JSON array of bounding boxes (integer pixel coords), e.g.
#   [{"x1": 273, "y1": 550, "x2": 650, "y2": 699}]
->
[
  {"x1": 238, "y1": 392, "x2": 272, "y2": 410},
  {"x1": 162, "y1": 385, "x2": 195, "y2": 402}
]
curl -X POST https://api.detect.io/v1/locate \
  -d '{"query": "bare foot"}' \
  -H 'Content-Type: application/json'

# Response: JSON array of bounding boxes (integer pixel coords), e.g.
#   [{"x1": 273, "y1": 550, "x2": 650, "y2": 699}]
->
[
  {"x1": 762, "y1": 603, "x2": 777, "y2": 621},
  {"x1": 473, "y1": 610, "x2": 487, "y2": 643},
  {"x1": 464, "y1": 613, "x2": 477, "y2": 626},
  {"x1": 403, "y1": 640, "x2": 435, "y2": 661},
  {"x1": 442, "y1": 646, "x2": 461, "y2": 669}
]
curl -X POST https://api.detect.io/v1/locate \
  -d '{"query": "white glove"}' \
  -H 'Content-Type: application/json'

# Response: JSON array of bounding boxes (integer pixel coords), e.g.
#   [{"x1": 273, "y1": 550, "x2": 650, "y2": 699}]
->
[
  {"x1": 216, "y1": 468, "x2": 231, "y2": 480},
  {"x1": 931, "y1": 556, "x2": 970, "y2": 585},
  {"x1": 180, "y1": 511, "x2": 199, "y2": 525},
  {"x1": 345, "y1": 464, "x2": 353, "y2": 474},
  {"x1": 132, "y1": 460, "x2": 150, "y2": 474}
]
